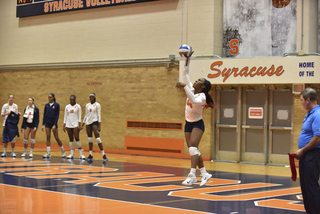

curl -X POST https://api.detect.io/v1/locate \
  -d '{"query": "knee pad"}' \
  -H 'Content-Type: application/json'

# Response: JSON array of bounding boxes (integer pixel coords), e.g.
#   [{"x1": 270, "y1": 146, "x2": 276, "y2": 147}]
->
[
  {"x1": 76, "y1": 141, "x2": 81, "y2": 148},
  {"x1": 189, "y1": 147, "x2": 199, "y2": 156},
  {"x1": 30, "y1": 139, "x2": 35, "y2": 144},
  {"x1": 88, "y1": 137, "x2": 93, "y2": 143},
  {"x1": 11, "y1": 138, "x2": 16, "y2": 143},
  {"x1": 69, "y1": 142, "x2": 74, "y2": 150},
  {"x1": 96, "y1": 137, "x2": 102, "y2": 144},
  {"x1": 23, "y1": 139, "x2": 28, "y2": 145},
  {"x1": 198, "y1": 150, "x2": 201, "y2": 156}
]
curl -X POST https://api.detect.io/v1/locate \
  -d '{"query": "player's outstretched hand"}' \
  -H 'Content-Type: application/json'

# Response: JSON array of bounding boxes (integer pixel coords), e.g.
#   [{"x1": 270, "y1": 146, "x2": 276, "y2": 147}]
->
[
  {"x1": 175, "y1": 82, "x2": 186, "y2": 89},
  {"x1": 188, "y1": 50, "x2": 194, "y2": 58}
]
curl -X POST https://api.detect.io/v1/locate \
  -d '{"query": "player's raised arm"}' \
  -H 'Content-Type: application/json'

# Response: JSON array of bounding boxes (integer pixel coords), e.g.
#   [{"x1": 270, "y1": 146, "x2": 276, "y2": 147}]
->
[
  {"x1": 182, "y1": 51, "x2": 194, "y2": 89},
  {"x1": 184, "y1": 86, "x2": 205, "y2": 105}
]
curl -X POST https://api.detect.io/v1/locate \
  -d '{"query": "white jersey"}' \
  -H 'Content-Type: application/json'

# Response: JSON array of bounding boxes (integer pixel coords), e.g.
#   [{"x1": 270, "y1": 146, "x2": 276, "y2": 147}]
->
[
  {"x1": 184, "y1": 87, "x2": 206, "y2": 122},
  {"x1": 64, "y1": 104, "x2": 81, "y2": 128},
  {"x1": 182, "y1": 60, "x2": 206, "y2": 122},
  {"x1": 23, "y1": 105, "x2": 35, "y2": 123},
  {"x1": 1, "y1": 103, "x2": 18, "y2": 126},
  {"x1": 83, "y1": 102, "x2": 101, "y2": 125}
]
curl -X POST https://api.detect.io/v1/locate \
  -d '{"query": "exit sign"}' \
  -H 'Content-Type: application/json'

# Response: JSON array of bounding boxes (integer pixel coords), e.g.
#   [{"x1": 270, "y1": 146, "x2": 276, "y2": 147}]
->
[{"x1": 292, "y1": 84, "x2": 305, "y2": 94}]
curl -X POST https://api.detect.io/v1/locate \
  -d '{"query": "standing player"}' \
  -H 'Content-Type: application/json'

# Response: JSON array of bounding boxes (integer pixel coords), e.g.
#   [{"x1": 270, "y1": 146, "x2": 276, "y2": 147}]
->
[
  {"x1": 42, "y1": 93, "x2": 66, "y2": 158},
  {"x1": 63, "y1": 95, "x2": 85, "y2": 159},
  {"x1": 82, "y1": 93, "x2": 108, "y2": 161},
  {"x1": 21, "y1": 97, "x2": 39, "y2": 158},
  {"x1": 175, "y1": 51, "x2": 214, "y2": 187},
  {"x1": 1, "y1": 95, "x2": 19, "y2": 157}
]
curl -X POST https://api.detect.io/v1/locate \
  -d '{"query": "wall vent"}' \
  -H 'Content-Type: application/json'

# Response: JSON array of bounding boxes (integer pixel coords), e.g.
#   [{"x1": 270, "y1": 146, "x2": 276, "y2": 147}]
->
[{"x1": 127, "y1": 121, "x2": 182, "y2": 130}]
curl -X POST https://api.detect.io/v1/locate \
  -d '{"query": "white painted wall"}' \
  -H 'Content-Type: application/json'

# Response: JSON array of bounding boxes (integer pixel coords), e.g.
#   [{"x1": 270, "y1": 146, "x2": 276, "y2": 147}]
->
[
  {"x1": 0, "y1": 0, "x2": 222, "y2": 65},
  {"x1": 296, "y1": 0, "x2": 318, "y2": 53}
]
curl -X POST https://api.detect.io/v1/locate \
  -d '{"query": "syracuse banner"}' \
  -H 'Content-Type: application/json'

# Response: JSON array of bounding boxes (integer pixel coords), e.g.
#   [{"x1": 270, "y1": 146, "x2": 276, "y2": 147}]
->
[
  {"x1": 16, "y1": 0, "x2": 157, "y2": 18},
  {"x1": 179, "y1": 56, "x2": 319, "y2": 84}
]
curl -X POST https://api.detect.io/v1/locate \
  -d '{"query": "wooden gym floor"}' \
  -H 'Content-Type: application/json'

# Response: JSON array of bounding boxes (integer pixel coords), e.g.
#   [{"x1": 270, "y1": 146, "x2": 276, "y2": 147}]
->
[{"x1": 0, "y1": 144, "x2": 304, "y2": 214}]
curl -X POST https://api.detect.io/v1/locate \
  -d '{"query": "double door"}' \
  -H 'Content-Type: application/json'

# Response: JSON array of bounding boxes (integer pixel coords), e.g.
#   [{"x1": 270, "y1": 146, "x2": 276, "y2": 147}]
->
[{"x1": 215, "y1": 85, "x2": 293, "y2": 165}]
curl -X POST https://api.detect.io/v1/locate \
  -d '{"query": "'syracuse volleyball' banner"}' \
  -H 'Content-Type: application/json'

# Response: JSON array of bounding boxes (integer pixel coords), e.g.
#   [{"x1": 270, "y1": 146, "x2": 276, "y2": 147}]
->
[
  {"x1": 179, "y1": 56, "x2": 319, "y2": 85},
  {"x1": 16, "y1": 0, "x2": 157, "y2": 18}
]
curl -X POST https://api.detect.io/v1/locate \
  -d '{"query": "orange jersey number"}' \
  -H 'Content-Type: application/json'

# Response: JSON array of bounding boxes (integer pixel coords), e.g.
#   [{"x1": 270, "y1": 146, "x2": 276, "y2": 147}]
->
[{"x1": 187, "y1": 99, "x2": 193, "y2": 108}]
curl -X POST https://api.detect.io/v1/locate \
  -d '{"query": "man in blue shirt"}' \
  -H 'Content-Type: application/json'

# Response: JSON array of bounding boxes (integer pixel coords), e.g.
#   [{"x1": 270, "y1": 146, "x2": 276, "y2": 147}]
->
[{"x1": 296, "y1": 88, "x2": 320, "y2": 214}]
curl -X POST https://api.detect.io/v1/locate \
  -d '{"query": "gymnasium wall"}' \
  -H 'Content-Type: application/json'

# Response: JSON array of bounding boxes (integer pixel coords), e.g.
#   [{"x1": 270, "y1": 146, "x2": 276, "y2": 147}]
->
[
  {"x1": 293, "y1": 94, "x2": 305, "y2": 153},
  {"x1": 0, "y1": 0, "x2": 318, "y2": 161},
  {"x1": 0, "y1": 0, "x2": 223, "y2": 65},
  {"x1": 0, "y1": 66, "x2": 213, "y2": 157},
  {"x1": 0, "y1": 0, "x2": 221, "y2": 157}
]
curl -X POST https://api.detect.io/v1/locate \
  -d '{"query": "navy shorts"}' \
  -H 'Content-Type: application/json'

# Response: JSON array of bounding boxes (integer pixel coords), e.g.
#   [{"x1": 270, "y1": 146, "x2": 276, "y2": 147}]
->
[
  {"x1": 26, "y1": 123, "x2": 34, "y2": 129},
  {"x1": 184, "y1": 119, "x2": 205, "y2": 133},
  {"x1": 45, "y1": 123, "x2": 57, "y2": 129},
  {"x1": 89, "y1": 121, "x2": 99, "y2": 127}
]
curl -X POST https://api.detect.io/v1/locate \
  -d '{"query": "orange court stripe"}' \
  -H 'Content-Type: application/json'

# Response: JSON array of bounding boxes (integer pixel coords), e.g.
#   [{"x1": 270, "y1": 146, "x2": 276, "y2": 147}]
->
[
  {"x1": 0, "y1": 160, "x2": 49, "y2": 167},
  {"x1": 95, "y1": 177, "x2": 240, "y2": 191},
  {"x1": 0, "y1": 160, "x2": 116, "y2": 169},
  {"x1": 255, "y1": 199, "x2": 305, "y2": 212},
  {"x1": 169, "y1": 183, "x2": 293, "y2": 201},
  {"x1": 3, "y1": 165, "x2": 117, "y2": 176},
  {"x1": 0, "y1": 183, "x2": 211, "y2": 214},
  {"x1": 96, "y1": 177, "x2": 191, "y2": 191},
  {"x1": 0, "y1": 158, "x2": 44, "y2": 163},
  {"x1": 30, "y1": 172, "x2": 174, "y2": 184}
]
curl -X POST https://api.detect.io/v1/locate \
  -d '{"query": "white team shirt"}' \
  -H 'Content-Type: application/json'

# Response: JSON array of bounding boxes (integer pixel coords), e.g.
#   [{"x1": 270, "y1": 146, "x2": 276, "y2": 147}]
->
[
  {"x1": 64, "y1": 104, "x2": 81, "y2": 128},
  {"x1": 184, "y1": 87, "x2": 206, "y2": 122},
  {"x1": 83, "y1": 102, "x2": 101, "y2": 125},
  {"x1": 182, "y1": 62, "x2": 206, "y2": 122},
  {"x1": 24, "y1": 105, "x2": 35, "y2": 123},
  {"x1": 1, "y1": 103, "x2": 18, "y2": 126}
]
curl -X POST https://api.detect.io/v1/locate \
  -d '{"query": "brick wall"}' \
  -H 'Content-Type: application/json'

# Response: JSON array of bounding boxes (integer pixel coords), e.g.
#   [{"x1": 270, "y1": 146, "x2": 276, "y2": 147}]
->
[
  {"x1": 293, "y1": 94, "x2": 305, "y2": 153},
  {"x1": 0, "y1": 64, "x2": 316, "y2": 159},
  {"x1": 0, "y1": 66, "x2": 213, "y2": 157}
]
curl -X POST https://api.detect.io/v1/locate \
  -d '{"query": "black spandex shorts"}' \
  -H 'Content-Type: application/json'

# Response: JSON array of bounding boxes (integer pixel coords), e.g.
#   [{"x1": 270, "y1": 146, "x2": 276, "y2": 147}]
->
[
  {"x1": 89, "y1": 121, "x2": 99, "y2": 127},
  {"x1": 45, "y1": 123, "x2": 56, "y2": 129},
  {"x1": 26, "y1": 123, "x2": 34, "y2": 129},
  {"x1": 184, "y1": 119, "x2": 205, "y2": 133}
]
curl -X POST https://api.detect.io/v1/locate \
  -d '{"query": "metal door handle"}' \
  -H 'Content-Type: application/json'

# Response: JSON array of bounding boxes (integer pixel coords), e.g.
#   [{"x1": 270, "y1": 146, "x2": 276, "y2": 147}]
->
[
  {"x1": 269, "y1": 126, "x2": 292, "y2": 130},
  {"x1": 216, "y1": 124, "x2": 237, "y2": 128},
  {"x1": 242, "y1": 125, "x2": 265, "y2": 129}
]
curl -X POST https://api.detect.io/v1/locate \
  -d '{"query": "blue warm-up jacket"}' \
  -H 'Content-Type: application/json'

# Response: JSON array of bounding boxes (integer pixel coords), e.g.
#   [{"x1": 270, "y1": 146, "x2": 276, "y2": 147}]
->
[
  {"x1": 2, "y1": 112, "x2": 20, "y2": 143},
  {"x1": 21, "y1": 106, "x2": 40, "y2": 129},
  {"x1": 42, "y1": 102, "x2": 60, "y2": 127}
]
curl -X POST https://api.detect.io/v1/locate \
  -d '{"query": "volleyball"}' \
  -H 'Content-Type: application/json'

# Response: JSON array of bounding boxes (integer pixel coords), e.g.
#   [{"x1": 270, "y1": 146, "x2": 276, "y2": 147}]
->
[{"x1": 179, "y1": 44, "x2": 192, "y2": 58}]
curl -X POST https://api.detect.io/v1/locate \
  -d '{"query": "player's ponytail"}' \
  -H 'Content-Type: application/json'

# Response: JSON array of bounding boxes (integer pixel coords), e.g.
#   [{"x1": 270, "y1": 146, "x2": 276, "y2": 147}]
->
[{"x1": 202, "y1": 79, "x2": 215, "y2": 109}]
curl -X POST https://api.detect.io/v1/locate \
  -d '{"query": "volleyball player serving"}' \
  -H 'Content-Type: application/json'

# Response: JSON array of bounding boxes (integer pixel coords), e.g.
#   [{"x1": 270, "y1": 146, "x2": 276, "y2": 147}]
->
[
  {"x1": 175, "y1": 49, "x2": 214, "y2": 187},
  {"x1": 63, "y1": 95, "x2": 85, "y2": 159},
  {"x1": 82, "y1": 93, "x2": 108, "y2": 161}
]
